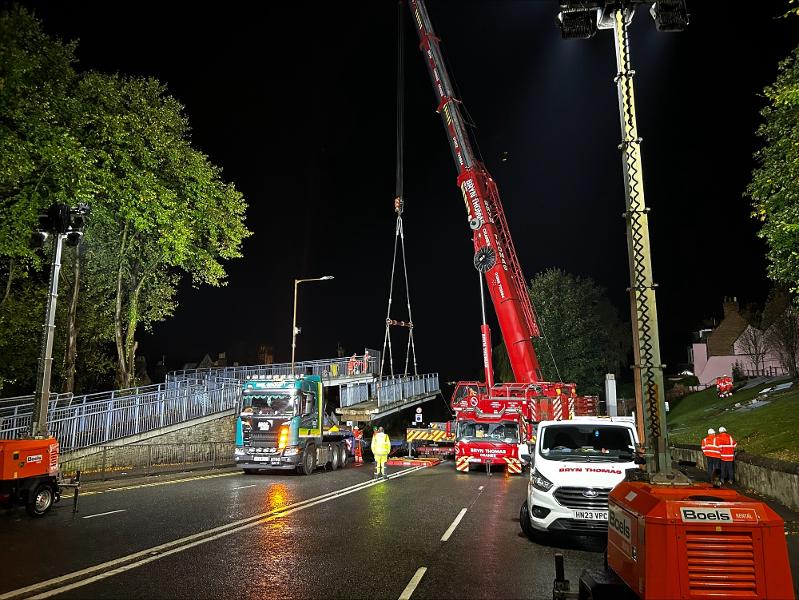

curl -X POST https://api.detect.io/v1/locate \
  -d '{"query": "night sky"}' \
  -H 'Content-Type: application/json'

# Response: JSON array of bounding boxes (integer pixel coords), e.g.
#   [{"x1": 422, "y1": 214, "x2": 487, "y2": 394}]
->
[{"x1": 12, "y1": 1, "x2": 799, "y2": 385}]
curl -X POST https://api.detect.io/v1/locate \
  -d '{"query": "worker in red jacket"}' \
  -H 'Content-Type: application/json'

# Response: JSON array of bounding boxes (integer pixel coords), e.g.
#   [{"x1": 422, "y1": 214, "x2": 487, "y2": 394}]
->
[
  {"x1": 716, "y1": 426, "x2": 737, "y2": 484},
  {"x1": 700, "y1": 428, "x2": 720, "y2": 480}
]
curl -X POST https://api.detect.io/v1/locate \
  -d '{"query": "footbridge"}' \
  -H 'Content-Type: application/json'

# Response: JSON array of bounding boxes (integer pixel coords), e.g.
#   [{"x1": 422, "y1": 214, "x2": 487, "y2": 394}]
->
[{"x1": 0, "y1": 354, "x2": 440, "y2": 455}]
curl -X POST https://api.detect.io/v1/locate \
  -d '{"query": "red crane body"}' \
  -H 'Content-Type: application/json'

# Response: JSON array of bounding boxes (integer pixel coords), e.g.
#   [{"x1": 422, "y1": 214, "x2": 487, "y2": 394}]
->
[{"x1": 410, "y1": 0, "x2": 542, "y2": 384}]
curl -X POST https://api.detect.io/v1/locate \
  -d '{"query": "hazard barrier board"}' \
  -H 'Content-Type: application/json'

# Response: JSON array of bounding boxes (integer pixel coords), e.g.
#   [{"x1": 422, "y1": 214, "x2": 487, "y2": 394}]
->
[{"x1": 406, "y1": 428, "x2": 456, "y2": 443}]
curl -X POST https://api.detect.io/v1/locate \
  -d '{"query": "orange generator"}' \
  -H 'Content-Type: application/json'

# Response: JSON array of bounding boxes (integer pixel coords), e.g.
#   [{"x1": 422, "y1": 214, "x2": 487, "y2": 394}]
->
[
  {"x1": 607, "y1": 480, "x2": 794, "y2": 600},
  {"x1": 0, "y1": 438, "x2": 62, "y2": 517}
]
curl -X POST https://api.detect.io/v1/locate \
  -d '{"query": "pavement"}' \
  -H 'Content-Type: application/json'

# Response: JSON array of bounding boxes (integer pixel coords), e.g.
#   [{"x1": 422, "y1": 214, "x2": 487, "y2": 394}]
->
[{"x1": 0, "y1": 461, "x2": 796, "y2": 600}]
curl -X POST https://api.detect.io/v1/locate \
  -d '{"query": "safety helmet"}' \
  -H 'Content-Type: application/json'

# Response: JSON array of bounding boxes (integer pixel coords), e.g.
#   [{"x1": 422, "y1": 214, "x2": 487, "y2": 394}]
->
[
  {"x1": 707, "y1": 428, "x2": 715, "y2": 435},
  {"x1": 718, "y1": 426, "x2": 727, "y2": 433}
]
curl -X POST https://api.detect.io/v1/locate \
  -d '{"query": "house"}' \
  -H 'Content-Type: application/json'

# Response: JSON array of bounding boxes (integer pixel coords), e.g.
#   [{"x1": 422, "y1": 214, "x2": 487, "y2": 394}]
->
[{"x1": 689, "y1": 298, "x2": 788, "y2": 385}]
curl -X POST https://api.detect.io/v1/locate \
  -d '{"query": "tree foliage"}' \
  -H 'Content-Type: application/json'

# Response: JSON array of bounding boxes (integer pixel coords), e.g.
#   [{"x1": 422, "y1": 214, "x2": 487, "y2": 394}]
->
[
  {"x1": 0, "y1": 7, "x2": 250, "y2": 394},
  {"x1": 494, "y1": 268, "x2": 630, "y2": 395},
  {"x1": 747, "y1": 42, "x2": 799, "y2": 295}
]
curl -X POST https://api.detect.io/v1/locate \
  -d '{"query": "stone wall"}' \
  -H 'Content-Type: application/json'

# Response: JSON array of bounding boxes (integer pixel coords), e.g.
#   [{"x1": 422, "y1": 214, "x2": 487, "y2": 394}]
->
[
  {"x1": 60, "y1": 410, "x2": 237, "y2": 480},
  {"x1": 671, "y1": 444, "x2": 799, "y2": 511}
]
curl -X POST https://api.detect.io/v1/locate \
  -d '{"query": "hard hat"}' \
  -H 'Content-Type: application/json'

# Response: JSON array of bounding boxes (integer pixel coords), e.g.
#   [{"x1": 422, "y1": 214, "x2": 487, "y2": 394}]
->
[
  {"x1": 707, "y1": 428, "x2": 715, "y2": 435},
  {"x1": 718, "y1": 426, "x2": 727, "y2": 432}
]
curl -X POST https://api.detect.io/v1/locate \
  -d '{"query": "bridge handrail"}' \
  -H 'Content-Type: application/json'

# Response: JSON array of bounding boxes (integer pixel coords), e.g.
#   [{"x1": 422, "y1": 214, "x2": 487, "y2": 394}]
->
[
  {"x1": 167, "y1": 355, "x2": 379, "y2": 383},
  {"x1": 0, "y1": 376, "x2": 241, "y2": 452}
]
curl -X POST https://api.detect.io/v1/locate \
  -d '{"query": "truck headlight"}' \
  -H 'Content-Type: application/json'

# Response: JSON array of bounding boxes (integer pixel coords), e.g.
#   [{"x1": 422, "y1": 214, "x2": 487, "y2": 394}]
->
[
  {"x1": 234, "y1": 447, "x2": 246, "y2": 456},
  {"x1": 531, "y1": 469, "x2": 554, "y2": 492},
  {"x1": 283, "y1": 448, "x2": 299, "y2": 456}
]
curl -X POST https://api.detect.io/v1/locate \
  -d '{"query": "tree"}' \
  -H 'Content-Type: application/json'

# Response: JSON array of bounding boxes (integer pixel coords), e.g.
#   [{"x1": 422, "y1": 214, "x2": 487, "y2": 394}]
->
[
  {"x1": 66, "y1": 73, "x2": 251, "y2": 387},
  {"x1": 763, "y1": 288, "x2": 799, "y2": 377},
  {"x1": 0, "y1": 8, "x2": 250, "y2": 393},
  {"x1": 747, "y1": 42, "x2": 799, "y2": 295},
  {"x1": 494, "y1": 268, "x2": 629, "y2": 395}
]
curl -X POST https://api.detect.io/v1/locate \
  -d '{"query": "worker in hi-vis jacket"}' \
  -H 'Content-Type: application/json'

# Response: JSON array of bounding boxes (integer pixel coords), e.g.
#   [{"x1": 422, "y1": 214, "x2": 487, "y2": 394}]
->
[{"x1": 371, "y1": 426, "x2": 391, "y2": 480}]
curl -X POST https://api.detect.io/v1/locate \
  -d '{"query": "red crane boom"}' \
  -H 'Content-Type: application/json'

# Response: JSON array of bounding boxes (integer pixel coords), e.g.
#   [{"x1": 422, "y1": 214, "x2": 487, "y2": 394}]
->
[{"x1": 409, "y1": 0, "x2": 542, "y2": 383}]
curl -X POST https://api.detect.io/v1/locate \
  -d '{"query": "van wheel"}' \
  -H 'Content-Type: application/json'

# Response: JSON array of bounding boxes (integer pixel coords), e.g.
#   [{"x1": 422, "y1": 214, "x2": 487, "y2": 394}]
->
[
  {"x1": 300, "y1": 446, "x2": 316, "y2": 475},
  {"x1": 330, "y1": 444, "x2": 340, "y2": 470},
  {"x1": 26, "y1": 483, "x2": 54, "y2": 517},
  {"x1": 520, "y1": 500, "x2": 536, "y2": 539}
]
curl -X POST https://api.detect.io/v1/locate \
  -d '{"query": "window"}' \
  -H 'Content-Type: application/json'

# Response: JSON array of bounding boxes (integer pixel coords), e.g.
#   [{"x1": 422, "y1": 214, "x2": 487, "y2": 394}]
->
[
  {"x1": 539, "y1": 424, "x2": 634, "y2": 461},
  {"x1": 299, "y1": 391, "x2": 319, "y2": 429}
]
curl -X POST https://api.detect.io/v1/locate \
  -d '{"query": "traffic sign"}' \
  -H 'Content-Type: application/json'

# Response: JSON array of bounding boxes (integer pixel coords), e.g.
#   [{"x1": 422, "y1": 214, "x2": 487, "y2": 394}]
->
[
  {"x1": 415, "y1": 414, "x2": 423, "y2": 423},
  {"x1": 416, "y1": 407, "x2": 422, "y2": 414}
]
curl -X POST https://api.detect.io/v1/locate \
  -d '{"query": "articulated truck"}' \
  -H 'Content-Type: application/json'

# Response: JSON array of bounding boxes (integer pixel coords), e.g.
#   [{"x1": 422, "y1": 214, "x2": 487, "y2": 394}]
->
[{"x1": 234, "y1": 374, "x2": 352, "y2": 475}]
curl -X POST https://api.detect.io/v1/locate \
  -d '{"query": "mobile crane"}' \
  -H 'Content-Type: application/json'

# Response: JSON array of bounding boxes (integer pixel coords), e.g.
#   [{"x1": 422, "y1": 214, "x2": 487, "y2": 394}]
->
[{"x1": 409, "y1": 0, "x2": 584, "y2": 475}]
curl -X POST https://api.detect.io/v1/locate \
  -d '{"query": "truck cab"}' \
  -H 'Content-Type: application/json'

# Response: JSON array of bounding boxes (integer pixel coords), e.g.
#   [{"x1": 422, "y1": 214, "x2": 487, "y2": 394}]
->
[
  {"x1": 234, "y1": 375, "x2": 351, "y2": 475},
  {"x1": 521, "y1": 417, "x2": 639, "y2": 536}
]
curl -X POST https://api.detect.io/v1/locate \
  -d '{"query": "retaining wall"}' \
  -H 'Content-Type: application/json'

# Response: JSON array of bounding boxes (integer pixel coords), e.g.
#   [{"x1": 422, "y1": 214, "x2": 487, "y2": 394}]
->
[
  {"x1": 671, "y1": 444, "x2": 799, "y2": 511},
  {"x1": 60, "y1": 410, "x2": 237, "y2": 480}
]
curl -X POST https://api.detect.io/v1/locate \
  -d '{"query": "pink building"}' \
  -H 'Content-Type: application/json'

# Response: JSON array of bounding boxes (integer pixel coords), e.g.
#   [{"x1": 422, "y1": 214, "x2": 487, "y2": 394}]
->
[{"x1": 689, "y1": 298, "x2": 787, "y2": 385}]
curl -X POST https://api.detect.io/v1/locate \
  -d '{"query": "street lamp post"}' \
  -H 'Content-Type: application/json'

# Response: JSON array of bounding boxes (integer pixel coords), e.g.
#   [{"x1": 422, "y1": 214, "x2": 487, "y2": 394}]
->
[{"x1": 291, "y1": 276, "x2": 334, "y2": 374}]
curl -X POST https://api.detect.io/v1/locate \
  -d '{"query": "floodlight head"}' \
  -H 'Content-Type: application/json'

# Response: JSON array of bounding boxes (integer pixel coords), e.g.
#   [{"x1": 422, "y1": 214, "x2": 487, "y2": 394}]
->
[
  {"x1": 65, "y1": 231, "x2": 83, "y2": 247},
  {"x1": 557, "y1": 8, "x2": 598, "y2": 39},
  {"x1": 29, "y1": 231, "x2": 49, "y2": 249},
  {"x1": 650, "y1": 0, "x2": 689, "y2": 32}
]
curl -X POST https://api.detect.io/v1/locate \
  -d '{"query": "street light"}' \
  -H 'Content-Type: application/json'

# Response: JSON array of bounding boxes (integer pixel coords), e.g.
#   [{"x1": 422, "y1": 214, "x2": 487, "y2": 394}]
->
[{"x1": 291, "y1": 275, "x2": 334, "y2": 374}]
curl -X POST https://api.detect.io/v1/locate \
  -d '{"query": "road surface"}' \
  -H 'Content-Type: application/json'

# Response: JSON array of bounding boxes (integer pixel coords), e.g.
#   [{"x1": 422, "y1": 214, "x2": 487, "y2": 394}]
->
[{"x1": 0, "y1": 463, "x2": 606, "y2": 600}]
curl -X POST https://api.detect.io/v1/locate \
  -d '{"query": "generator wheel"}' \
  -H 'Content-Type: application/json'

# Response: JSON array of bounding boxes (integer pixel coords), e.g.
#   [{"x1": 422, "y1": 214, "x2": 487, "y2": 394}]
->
[{"x1": 26, "y1": 483, "x2": 54, "y2": 517}]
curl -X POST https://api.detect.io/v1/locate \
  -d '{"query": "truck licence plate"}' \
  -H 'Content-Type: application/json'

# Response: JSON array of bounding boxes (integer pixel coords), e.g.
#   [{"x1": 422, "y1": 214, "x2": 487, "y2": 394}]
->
[
  {"x1": 573, "y1": 510, "x2": 608, "y2": 521},
  {"x1": 253, "y1": 456, "x2": 270, "y2": 462}
]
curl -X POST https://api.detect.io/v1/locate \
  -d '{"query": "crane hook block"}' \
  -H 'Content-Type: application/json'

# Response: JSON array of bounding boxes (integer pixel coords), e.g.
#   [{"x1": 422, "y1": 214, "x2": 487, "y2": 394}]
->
[
  {"x1": 469, "y1": 217, "x2": 484, "y2": 230},
  {"x1": 474, "y1": 247, "x2": 497, "y2": 273}
]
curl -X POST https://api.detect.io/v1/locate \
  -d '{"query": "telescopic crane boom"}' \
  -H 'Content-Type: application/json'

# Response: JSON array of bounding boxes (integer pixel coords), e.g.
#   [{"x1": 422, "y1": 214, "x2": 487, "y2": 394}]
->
[{"x1": 409, "y1": 0, "x2": 542, "y2": 384}]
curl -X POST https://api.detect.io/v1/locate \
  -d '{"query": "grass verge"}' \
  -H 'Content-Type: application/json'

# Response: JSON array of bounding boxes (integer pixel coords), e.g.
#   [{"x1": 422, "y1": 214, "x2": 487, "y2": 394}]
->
[{"x1": 667, "y1": 378, "x2": 799, "y2": 463}]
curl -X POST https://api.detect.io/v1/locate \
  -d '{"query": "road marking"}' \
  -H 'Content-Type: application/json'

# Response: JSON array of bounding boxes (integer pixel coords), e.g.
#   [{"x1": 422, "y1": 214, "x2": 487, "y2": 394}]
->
[
  {"x1": 232, "y1": 485, "x2": 257, "y2": 490},
  {"x1": 440, "y1": 507, "x2": 468, "y2": 542},
  {"x1": 398, "y1": 567, "x2": 427, "y2": 600},
  {"x1": 0, "y1": 466, "x2": 425, "y2": 600},
  {"x1": 79, "y1": 471, "x2": 239, "y2": 497},
  {"x1": 81, "y1": 510, "x2": 126, "y2": 520}
]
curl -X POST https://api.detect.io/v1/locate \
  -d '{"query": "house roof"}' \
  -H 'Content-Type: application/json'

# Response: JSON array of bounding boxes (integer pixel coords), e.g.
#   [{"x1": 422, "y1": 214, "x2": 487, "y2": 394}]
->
[{"x1": 707, "y1": 300, "x2": 749, "y2": 357}]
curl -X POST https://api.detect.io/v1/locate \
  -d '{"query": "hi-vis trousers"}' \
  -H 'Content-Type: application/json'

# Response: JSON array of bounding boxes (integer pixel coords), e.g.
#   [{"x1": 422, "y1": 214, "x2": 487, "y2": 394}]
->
[{"x1": 374, "y1": 453, "x2": 388, "y2": 475}]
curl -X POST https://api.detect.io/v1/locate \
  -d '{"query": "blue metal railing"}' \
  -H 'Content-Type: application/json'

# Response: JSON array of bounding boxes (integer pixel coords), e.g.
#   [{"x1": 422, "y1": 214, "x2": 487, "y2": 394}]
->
[
  {"x1": 0, "y1": 377, "x2": 241, "y2": 452},
  {"x1": 1, "y1": 355, "x2": 440, "y2": 452},
  {"x1": 168, "y1": 355, "x2": 379, "y2": 383}
]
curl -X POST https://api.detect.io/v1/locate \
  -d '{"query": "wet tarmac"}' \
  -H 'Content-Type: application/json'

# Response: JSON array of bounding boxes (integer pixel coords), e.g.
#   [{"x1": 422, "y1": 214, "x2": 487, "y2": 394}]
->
[{"x1": 0, "y1": 462, "x2": 608, "y2": 599}]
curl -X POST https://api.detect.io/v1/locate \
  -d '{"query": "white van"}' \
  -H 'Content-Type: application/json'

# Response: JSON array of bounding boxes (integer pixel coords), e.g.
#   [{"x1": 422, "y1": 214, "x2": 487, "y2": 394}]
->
[{"x1": 520, "y1": 417, "x2": 638, "y2": 537}]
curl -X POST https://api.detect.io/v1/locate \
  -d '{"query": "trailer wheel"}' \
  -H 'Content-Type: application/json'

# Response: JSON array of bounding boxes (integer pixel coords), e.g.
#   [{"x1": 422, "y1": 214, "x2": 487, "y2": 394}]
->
[
  {"x1": 338, "y1": 444, "x2": 348, "y2": 468},
  {"x1": 300, "y1": 446, "x2": 316, "y2": 475},
  {"x1": 330, "y1": 444, "x2": 340, "y2": 470},
  {"x1": 519, "y1": 500, "x2": 535, "y2": 540},
  {"x1": 26, "y1": 483, "x2": 54, "y2": 518}
]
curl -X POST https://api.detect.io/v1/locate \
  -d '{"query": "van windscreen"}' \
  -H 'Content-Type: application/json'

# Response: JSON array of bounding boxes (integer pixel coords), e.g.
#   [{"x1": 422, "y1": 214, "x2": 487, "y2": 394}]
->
[{"x1": 539, "y1": 424, "x2": 633, "y2": 461}]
